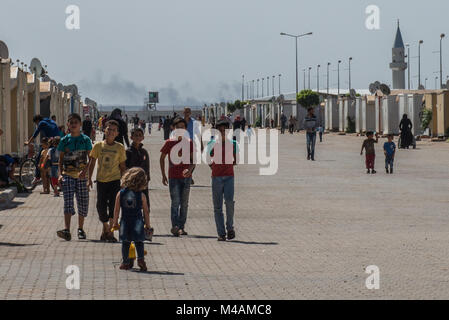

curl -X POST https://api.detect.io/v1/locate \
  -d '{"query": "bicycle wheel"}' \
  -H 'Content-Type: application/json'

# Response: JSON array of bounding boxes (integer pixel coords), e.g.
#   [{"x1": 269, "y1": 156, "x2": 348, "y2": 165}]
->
[{"x1": 20, "y1": 158, "x2": 37, "y2": 191}]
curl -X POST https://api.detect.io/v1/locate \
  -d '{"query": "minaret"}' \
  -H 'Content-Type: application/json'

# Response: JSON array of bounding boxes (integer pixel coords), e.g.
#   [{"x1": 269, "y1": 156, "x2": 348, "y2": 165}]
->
[{"x1": 390, "y1": 21, "x2": 407, "y2": 89}]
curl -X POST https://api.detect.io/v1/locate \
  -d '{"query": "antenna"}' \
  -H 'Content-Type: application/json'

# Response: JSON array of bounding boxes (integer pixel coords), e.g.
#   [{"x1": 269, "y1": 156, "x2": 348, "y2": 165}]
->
[
  {"x1": 57, "y1": 83, "x2": 64, "y2": 91},
  {"x1": 369, "y1": 82, "x2": 381, "y2": 95},
  {"x1": 29, "y1": 58, "x2": 43, "y2": 77},
  {"x1": 0, "y1": 41, "x2": 9, "y2": 59},
  {"x1": 379, "y1": 83, "x2": 391, "y2": 96},
  {"x1": 42, "y1": 74, "x2": 51, "y2": 82}
]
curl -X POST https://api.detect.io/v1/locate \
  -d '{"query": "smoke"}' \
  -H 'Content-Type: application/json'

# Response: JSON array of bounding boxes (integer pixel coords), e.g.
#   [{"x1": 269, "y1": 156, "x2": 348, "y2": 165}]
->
[{"x1": 79, "y1": 72, "x2": 244, "y2": 106}]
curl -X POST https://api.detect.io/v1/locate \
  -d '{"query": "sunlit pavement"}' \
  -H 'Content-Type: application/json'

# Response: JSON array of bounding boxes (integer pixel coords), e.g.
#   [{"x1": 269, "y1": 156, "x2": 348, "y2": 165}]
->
[{"x1": 0, "y1": 127, "x2": 448, "y2": 299}]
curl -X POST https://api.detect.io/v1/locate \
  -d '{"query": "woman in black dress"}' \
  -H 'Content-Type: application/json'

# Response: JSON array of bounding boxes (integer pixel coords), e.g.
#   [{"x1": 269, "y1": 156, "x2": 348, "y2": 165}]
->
[{"x1": 399, "y1": 114, "x2": 413, "y2": 149}]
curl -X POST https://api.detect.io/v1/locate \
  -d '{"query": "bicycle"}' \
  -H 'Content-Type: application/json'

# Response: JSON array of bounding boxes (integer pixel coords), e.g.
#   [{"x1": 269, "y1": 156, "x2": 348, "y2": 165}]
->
[{"x1": 19, "y1": 144, "x2": 40, "y2": 192}]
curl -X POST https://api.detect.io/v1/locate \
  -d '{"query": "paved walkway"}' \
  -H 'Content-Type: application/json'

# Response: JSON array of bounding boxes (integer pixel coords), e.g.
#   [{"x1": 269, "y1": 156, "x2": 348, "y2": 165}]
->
[{"x1": 0, "y1": 127, "x2": 448, "y2": 299}]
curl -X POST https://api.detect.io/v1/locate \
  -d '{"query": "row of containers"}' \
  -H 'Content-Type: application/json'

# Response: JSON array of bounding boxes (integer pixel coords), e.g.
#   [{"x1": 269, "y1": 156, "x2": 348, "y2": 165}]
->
[
  {"x1": 202, "y1": 90, "x2": 449, "y2": 137},
  {"x1": 0, "y1": 40, "x2": 99, "y2": 158}
]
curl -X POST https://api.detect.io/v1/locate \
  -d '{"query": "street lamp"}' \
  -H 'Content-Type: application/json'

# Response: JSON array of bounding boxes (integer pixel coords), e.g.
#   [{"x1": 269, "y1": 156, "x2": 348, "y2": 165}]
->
[
  {"x1": 327, "y1": 62, "x2": 331, "y2": 95},
  {"x1": 280, "y1": 31, "x2": 313, "y2": 100},
  {"x1": 308, "y1": 67, "x2": 312, "y2": 89},
  {"x1": 262, "y1": 78, "x2": 265, "y2": 97},
  {"x1": 337, "y1": 60, "x2": 342, "y2": 96},
  {"x1": 252, "y1": 80, "x2": 255, "y2": 99},
  {"x1": 440, "y1": 34, "x2": 445, "y2": 89},
  {"x1": 242, "y1": 75, "x2": 245, "y2": 101},
  {"x1": 278, "y1": 74, "x2": 282, "y2": 95},
  {"x1": 348, "y1": 57, "x2": 353, "y2": 91},
  {"x1": 272, "y1": 76, "x2": 275, "y2": 96},
  {"x1": 267, "y1": 76, "x2": 270, "y2": 96},
  {"x1": 418, "y1": 40, "x2": 424, "y2": 88},
  {"x1": 406, "y1": 44, "x2": 410, "y2": 90},
  {"x1": 257, "y1": 79, "x2": 260, "y2": 98},
  {"x1": 303, "y1": 69, "x2": 306, "y2": 90},
  {"x1": 317, "y1": 65, "x2": 321, "y2": 92}
]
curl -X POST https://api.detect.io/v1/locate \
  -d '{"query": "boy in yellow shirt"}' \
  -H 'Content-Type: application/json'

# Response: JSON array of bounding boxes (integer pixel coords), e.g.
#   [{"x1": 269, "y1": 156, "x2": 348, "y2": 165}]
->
[{"x1": 88, "y1": 120, "x2": 127, "y2": 242}]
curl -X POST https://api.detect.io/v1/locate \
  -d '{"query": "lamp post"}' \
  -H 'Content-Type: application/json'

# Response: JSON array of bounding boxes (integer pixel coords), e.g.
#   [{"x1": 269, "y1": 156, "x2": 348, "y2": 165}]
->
[
  {"x1": 278, "y1": 74, "x2": 282, "y2": 95},
  {"x1": 348, "y1": 57, "x2": 353, "y2": 91},
  {"x1": 337, "y1": 60, "x2": 342, "y2": 96},
  {"x1": 280, "y1": 31, "x2": 313, "y2": 101},
  {"x1": 440, "y1": 34, "x2": 445, "y2": 89},
  {"x1": 257, "y1": 79, "x2": 260, "y2": 98},
  {"x1": 406, "y1": 44, "x2": 410, "y2": 90},
  {"x1": 262, "y1": 78, "x2": 265, "y2": 97},
  {"x1": 308, "y1": 67, "x2": 312, "y2": 89},
  {"x1": 418, "y1": 40, "x2": 424, "y2": 88},
  {"x1": 272, "y1": 76, "x2": 275, "y2": 96},
  {"x1": 267, "y1": 76, "x2": 270, "y2": 96},
  {"x1": 327, "y1": 62, "x2": 331, "y2": 95},
  {"x1": 242, "y1": 75, "x2": 245, "y2": 101},
  {"x1": 303, "y1": 69, "x2": 306, "y2": 90},
  {"x1": 252, "y1": 80, "x2": 255, "y2": 99},
  {"x1": 317, "y1": 65, "x2": 321, "y2": 92}
]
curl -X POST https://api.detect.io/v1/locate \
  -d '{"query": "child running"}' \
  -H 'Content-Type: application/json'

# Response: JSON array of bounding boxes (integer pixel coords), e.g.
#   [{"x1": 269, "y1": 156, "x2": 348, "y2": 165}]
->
[
  {"x1": 112, "y1": 167, "x2": 150, "y2": 271},
  {"x1": 88, "y1": 120, "x2": 127, "y2": 242},
  {"x1": 126, "y1": 128, "x2": 154, "y2": 241},
  {"x1": 56, "y1": 113, "x2": 92, "y2": 241},
  {"x1": 384, "y1": 134, "x2": 396, "y2": 174},
  {"x1": 360, "y1": 131, "x2": 379, "y2": 174}
]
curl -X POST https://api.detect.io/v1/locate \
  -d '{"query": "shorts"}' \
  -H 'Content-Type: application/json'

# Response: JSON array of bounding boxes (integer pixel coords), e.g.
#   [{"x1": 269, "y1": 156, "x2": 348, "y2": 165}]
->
[{"x1": 62, "y1": 175, "x2": 89, "y2": 217}]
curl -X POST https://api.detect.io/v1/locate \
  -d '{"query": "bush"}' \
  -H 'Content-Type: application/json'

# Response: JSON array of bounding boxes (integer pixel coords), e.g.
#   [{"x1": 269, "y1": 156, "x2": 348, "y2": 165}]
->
[
  {"x1": 297, "y1": 90, "x2": 320, "y2": 109},
  {"x1": 421, "y1": 109, "x2": 432, "y2": 131},
  {"x1": 346, "y1": 116, "x2": 355, "y2": 133},
  {"x1": 255, "y1": 117, "x2": 262, "y2": 128}
]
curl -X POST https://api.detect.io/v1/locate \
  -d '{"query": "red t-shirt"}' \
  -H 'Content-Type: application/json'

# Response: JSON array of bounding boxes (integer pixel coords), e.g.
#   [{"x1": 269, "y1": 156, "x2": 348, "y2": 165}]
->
[
  {"x1": 160, "y1": 138, "x2": 194, "y2": 179},
  {"x1": 210, "y1": 140, "x2": 236, "y2": 177}
]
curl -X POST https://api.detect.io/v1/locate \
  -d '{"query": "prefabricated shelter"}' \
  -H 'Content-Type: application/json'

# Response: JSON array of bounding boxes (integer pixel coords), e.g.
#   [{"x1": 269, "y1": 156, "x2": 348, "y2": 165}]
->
[
  {"x1": 363, "y1": 96, "x2": 376, "y2": 133},
  {"x1": 0, "y1": 58, "x2": 11, "y2": 154},
  {"x1": 343, "y1": 98, "x2": 356, "y2": 132},
  {"x1": 398, "y1": 93, "x2": 424, "y2": 136},
  {"x1": 355, "y1": 97, "x2": 363, "y2": 133},
  {"x1": 325, "y1": 97, "x2": 339, "y2": 131},
  {"x1": 381, "y1": 95, "x2": 400, "y2": 135},
  {"x1": 435, "y1": 91, "x2": 449, "y2": 137},
  {"x1": 338, "y1": 99, "x2": 345, "y2": 132}
]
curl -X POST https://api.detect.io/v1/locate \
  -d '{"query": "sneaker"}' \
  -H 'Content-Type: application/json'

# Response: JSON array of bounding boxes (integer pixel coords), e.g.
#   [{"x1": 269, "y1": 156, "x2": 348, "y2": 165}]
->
[
  {"x1": 367, "y1": 170, "x2": 371, "y2": 174},
  {"x1": 106, "y1": 232, "x2": 118, "y2": 243},
  {"x1": 137, "y1": 259, "x2": 148, "y2": 272},
  {"x1": 119, "y1": 263, "x2": 132, "y2": 271},
  {"x1": 390, "y1": 169, "x2": 393, "y2": 174},
  {"x1": 78, "y1": 229, "x2": 86, "y2": 240},
  {"x1": 171, "y1": 226, "x2": 180, "y2": 237},
  {"x1": 57, "y1": 229, "x2": 71, "y2": 241},
  {"x1": 179, "y1": 229, "x2": 188, "y2": 236},
  {"x1": 217, "y1": 235, "x2": 227, "y2": 242},
  {"x1": 227, "y1": 230, "x2": 236, "y2": 241},
  {"x1": 386, "y1": 168, "x2": 389, "y2": 174},
  {"x1": 371, "y1": 170, "x2": 377, "y2": 174}
]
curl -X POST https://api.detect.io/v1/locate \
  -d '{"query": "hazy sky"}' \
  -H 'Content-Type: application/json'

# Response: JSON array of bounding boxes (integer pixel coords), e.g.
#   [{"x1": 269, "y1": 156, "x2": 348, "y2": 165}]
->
[{"x1": 1, "y1": 0, "x2": 448, "y2": 106}]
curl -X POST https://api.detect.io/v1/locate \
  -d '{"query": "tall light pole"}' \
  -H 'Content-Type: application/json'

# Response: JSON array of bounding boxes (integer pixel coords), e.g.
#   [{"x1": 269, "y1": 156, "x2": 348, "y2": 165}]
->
[
  {"x1": 257, "y1": 79, "x2": 260, "y2": 98},
  {"x1": 278, "y1": 74, "x2": 282, "y2": 95},
  {"x1": 440, "y1": 34, "x2": 445, "y2": 89},
  {"x1": 242, "y1": 75, "x2": 245, "y2": 101},
  {"x1": 308, "y1": 67, "x2": 312, "y2": 89},
  {"x1": 267, "y1": 76, "x2": 270, "y2": 96},
  {"x1": 327, "y1": 62, "x2": 331, "y2": 95},
  {"x1": 418, "y1": 40, "x2": 424, "y2": 88},
  {"x1": 406, "y1": 44, "x2": 410, "y2": 90},
  {"x1": 348, "y1": 57, "x2": 353, "y2": 91},
  {"x1": 252, "y1": 80, "x2": 255, "y2": 99},
  {"x1": 262, "y1": 78, "x2": 265, "y2": 97},
  {"x1": 272, "y1": 76, "x2": 275, "y2": 96},
  {"x1": 303, "y1": 69, "x2": 306, "y2": 90},
  {"x1": 317, "y1": 65, "x2": 320, "y2": 92},
  {"x1": 280, "y1": 31, "x2": 313, "y2": 100},
  {"x1": 337, "y1": 60, "x2": 342, "y2": 96}
]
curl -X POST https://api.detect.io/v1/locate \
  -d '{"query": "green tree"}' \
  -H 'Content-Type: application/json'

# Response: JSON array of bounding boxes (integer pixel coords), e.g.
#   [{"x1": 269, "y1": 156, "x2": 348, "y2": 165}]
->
[
  {"x1": 297, "y1": 90, "x2": 320, "y2": 109},
  {"x1": 227, "y1": 102, "x2": 236, "y2": 113}
]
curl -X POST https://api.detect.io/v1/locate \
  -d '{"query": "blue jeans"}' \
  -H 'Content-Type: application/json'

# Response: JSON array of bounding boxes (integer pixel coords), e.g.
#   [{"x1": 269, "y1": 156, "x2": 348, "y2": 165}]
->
[
  {"x1": 169, "y1": 178, "x2": 192, "y2": 229},
  {"x1": 306, "y1": 132, "x2": 317, "y2": 159},
  {"x1": 385, "y1": 156, "x2": 394, "y2": 170},
  {"x1": 212, "y1": 176, "x2": 235, "y2": 237}
]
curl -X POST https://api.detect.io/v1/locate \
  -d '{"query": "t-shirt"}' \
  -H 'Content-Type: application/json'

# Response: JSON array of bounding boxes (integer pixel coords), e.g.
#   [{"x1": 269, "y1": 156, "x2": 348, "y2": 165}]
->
[
  {"x1": 384, "y1": 142, "x2": 396, "y2": 157},
  {"x1": 362, "y1": 138, "x2": 378, "y2": 155},
  {"x1": 207, "y1": 139, "x2": 237, "y2": 177},
  {"x1": 90, "y1": 141, "x2": 127, "y2": 183},
  {"x1": 160, "y1": 139, "x2": 194, "y2": 179},
  {"x1": 57, "y1": 134, "x2": 93, "y2": 179}
]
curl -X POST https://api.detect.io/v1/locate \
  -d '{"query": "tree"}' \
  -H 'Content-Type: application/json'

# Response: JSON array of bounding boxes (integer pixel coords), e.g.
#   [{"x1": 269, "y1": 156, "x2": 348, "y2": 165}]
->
[
  {"x1": 297, "y1": 90, "x2": 320, "y2": 109},
  {"x1": 227, "y1": 102, "x2": 236, "y2": 113}
]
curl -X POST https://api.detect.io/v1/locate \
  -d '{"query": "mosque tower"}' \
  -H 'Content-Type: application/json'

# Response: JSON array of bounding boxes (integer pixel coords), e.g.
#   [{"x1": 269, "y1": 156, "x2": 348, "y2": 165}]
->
[{"x1": 389, "y1": 21, "x2": 407, "y2": 89}]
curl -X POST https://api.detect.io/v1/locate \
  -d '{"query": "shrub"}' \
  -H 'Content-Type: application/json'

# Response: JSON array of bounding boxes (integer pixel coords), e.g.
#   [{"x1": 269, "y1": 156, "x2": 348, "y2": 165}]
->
[
  {"x1": 297, "y1": 90, "x2": 320, "y2": 109},
  {"x1": 346, "y1": 116, "x2": 356, "y2": 133}
]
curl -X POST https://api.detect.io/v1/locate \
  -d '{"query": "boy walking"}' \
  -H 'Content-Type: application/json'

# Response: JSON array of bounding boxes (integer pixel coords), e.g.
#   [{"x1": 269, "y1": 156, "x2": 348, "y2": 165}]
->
[
  {"x1": 126, "y1": 128, "x2": 153, "y2": 240},
  {"x1": 303, "y1": 108, "x2": 318, "y2": 161},
  {"x1": 88, "y1": 120, "x2": 127, "y2": 242},
  {"x1": 56, "y1": 114, "x2": 92, "y2": 241},
  {"x1": 384, "y1": 134, "x2": 396, "y2": 174},
  {"x1": 208, "y1": 119, "x2": 237, "y2": 241},
  {"x1": 361, "y1": 131, "x2": 379, "y2": 174},
  {"x1": 160, "y1": 117, "x2": 195, "y2": 237}
]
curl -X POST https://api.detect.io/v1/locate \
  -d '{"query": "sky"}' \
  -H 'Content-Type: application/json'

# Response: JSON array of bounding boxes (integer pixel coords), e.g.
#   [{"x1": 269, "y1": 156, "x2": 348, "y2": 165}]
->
[{"x1": 1, "y1": 0, "x2": 448, "y2": 106}]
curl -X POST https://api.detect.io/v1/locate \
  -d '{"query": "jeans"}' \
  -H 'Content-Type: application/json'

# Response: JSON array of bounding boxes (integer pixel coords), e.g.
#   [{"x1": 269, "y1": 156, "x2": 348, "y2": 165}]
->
[
  {"x1": 169, "y1": 178, "x2": 192, "y2": 229},
  {"x1": 212, "y1": 176, "x2": 235, "y2": 237},
  {"x1": 385, "y1": 156, "x2": 394, "y2": 170},
  {"x1": 122, "y1": 241, "x2": 144, "y2": 264},
  {"x1": 306, "y1": 132, "x2": 317, "y2": 159}
]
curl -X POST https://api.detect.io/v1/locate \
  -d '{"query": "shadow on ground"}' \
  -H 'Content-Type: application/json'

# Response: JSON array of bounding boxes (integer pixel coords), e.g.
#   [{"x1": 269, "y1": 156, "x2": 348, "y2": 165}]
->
[
  {"x1": 131, "y1": 270, "x2": 184, "y2": 276},
  {"x1": 0, "y1": 242, "x2": 40, "y2": 247}
]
